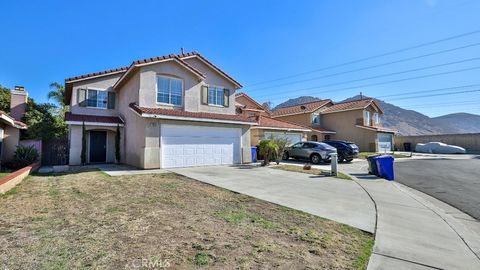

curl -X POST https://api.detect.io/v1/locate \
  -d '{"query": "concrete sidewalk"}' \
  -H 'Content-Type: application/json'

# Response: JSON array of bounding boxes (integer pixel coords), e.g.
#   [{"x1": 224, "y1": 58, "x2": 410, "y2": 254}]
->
[
  {"x1": 170, "y1": 165, "x2": 376, "y2": 233},
  {"x1": 343, "y1": 161, "x2": 480, "y2": 270}
]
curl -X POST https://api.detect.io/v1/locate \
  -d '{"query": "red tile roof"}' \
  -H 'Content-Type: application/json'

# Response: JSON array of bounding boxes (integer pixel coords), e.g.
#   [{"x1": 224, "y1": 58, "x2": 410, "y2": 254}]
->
[
  {"x1": 178, "y1": 51, "x2": 242, "y2": 88},
  {"x1": 271, "y1": 100, "x2": 332, "y2": 117},
  {"x1": 256, "y1": 116, "x2": 310, "y2": 131},
  {"x1": 65, "y1": 67, "x2": 128, "y2": 83},
  {"x1": 130, "y1": 54, "x2": 206, "y2": 78},
  {"x1": 64, "y1": 112, "x2": 124, "y2": 124},
  {"x1": 130, "y1": 103, "x2": 256, "y2": 124},
  {"x1": 322, "y1": 99, "x2": 383, "y2": 114}
]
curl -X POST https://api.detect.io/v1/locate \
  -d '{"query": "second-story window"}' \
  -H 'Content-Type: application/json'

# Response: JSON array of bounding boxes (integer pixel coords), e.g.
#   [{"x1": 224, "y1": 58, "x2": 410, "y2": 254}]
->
[
  {"x1": 364, "y1": 110, "x2": 371, "y2": 126},
  {"x1": 78, "y1": 88, "x2": 115, "y2": 109},
  {"x1": 374, "y1": 112, "x2": 380, "y2": 124},
  {"x1": 157, "y1": 76, "x2": 183, "y2": 106},
  {"x1": 87, "y1": 89, "x2": 108, "y2": 108},
  {"x1": 312, "y1": 112, "x2": 320, "y2": 125},
  {"x1": 208, "y1": 86, "x2": 225, "y2": 106}
]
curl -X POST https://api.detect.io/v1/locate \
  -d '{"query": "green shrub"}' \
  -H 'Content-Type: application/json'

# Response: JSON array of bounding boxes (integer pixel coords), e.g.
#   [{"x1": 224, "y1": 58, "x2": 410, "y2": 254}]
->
[{"x1": 13, "y1": 145, "x2": 39, "y2": 168}]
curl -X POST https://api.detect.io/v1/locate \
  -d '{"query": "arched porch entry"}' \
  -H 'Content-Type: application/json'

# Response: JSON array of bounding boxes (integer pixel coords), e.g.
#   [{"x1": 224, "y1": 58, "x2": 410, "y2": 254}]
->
[{"x1": 85, "y1": 126, "x2": 118, "y2": 164}]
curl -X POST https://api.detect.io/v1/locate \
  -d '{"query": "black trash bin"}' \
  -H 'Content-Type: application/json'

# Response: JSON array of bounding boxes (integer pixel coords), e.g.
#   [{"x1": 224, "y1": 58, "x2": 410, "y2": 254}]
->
[
  {"x1": 403, "y1": 143, "x2": 412, "y2": 152},
  {"x1": 367, "y1": 155, "x2": 381, "y2": 175}
]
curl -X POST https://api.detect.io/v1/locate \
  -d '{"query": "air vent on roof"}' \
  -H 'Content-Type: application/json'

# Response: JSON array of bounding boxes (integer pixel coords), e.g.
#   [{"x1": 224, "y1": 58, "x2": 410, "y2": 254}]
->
[{"x1": 300, "y1": 105, "x2": 306, "y2": 110}]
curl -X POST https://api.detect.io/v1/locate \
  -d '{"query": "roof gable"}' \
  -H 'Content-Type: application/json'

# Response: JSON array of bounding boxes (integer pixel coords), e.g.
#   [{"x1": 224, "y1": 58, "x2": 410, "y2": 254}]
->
[
  {"x1": 321, "y1": 99, "x2": 383, "y2": 114},
  {"x1": 113, "y1": 54, "x2": 206, "y2": 90},
  {"x1": 235, "y1": 93, "x2": 266, "y2": 111},
  {"x1": 178, "y1": 52, "x2": 242, "y2": 88}
]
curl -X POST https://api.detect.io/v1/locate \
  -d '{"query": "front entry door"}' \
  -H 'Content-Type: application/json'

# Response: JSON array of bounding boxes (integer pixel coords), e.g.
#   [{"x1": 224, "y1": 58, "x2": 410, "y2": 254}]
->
[{"x1": 89, "y1": 131, "x2": 107, "y2": 163}]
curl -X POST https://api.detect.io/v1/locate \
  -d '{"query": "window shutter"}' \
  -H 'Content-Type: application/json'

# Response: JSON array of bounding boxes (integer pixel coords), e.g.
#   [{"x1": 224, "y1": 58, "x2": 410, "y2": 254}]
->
[
  {"x1": 201, "y1": 85, "x2": 208, "y2": 105},
  {"x1": 107, "y1": 92, "x2": 116, "y2": 109},
  {"x1": 78, "y1": 88, "x2": 87, "y2": 107},
  {"x1": 223, "y1": 89, "x2": 229, "y2": 107}
]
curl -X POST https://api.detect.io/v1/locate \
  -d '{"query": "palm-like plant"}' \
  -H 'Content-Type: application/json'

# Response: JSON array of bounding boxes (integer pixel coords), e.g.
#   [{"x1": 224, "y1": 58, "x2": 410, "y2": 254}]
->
[
  {"x1": 47, "y1": 82, "x2": 67, "y2": 115},
  {"x1": 258, "y1": 139, "x2": 279, "y2": 166}
]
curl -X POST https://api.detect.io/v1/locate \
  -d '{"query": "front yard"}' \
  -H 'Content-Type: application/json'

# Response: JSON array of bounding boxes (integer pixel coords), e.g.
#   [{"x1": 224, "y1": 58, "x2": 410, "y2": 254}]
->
[{"x1": 0, "y1": 170, "x2": 373, "y2": 269}]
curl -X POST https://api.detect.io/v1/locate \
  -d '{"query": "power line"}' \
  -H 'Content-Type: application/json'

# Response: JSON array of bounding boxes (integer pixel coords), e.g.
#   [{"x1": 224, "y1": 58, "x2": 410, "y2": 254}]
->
[
  {"x1": 245, "y1": 42, "x2": 480, "y2": 92},
  {"x1": 385, "y1": 89, "x2": 480, "y2": 101},
  {"x1": 377, "y1": 84, "x2": 480, "y2": 98},
  {"x1": 261, "y1": 66, "x2": 480, "y2": 102},
  {"x1": 252, "y1": 62, "x2": 480, "y2": 101},
  {"x1": 245, "y1": 29, "x2": 480, "y2": 87}
]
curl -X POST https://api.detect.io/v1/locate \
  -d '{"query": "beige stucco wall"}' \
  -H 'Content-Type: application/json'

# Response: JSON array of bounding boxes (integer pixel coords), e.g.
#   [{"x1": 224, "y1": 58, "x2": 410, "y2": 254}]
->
[
  {"x1": 68, "y1": 125, "x2": 119, "y2": 165},
  {"x1": 116, "y1": 71, "x2": 146, "y2": 168},
  {"x1": 395, "y1": 133, "x2": 480, "y2": 152},
  {"x1": 70, "y1": 73, "x2": 123, "y2": 116},
  {"x1": 322, "y1": 110, "x2": 378, "y2": 151},
  {"x1": 138, "y1": 60, "x2": 237, "y2": 115},
  {"x1": 2, "y1": 125, "x2": 20, "y2": 162}
]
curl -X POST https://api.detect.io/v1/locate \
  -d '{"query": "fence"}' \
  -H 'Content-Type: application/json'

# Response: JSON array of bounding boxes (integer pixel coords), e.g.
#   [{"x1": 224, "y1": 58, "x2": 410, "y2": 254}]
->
[
  {"x1": 19, "y1": 140, "x2": 42, "y2": 160},
  {"x1": 395, "y1": 133, "x2": 480, "y2": 152},
  {"x1": 41, "y1": 137, "x2": 69, "y2": 166}
]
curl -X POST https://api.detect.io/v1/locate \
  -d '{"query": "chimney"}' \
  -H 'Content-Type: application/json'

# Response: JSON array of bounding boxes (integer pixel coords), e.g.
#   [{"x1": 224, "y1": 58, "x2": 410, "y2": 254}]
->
[{"x1": 10, "y1": 86, "x2": 28, "y2": 121}]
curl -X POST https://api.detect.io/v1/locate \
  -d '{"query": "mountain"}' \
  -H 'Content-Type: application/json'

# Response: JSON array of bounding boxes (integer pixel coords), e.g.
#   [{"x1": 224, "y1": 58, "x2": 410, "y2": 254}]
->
[
  {"x1": 431, "y1": 113, "x2": 480, "y2": 134},
  {"x1": 273, "y1": 95, "x2": 480, "y2": 135},
  {"x1": 274, "y1": 96, "x2": 322, "y2": 109}
]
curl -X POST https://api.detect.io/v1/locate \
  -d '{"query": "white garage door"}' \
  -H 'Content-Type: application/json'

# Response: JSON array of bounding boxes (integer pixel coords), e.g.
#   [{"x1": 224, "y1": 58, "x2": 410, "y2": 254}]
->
[
  {"x1": 161, "y1": 124, "x2": 242, "y2": 168},
  {"x1": 264, "y1": 131, "x2": 303, "y2": 145}
]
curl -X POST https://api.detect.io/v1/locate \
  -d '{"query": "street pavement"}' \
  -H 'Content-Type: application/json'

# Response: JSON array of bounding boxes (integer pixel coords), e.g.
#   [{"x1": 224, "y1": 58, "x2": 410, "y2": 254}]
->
[{"x1": 395, "y1": 158, "x2": 480, "y2": 220}]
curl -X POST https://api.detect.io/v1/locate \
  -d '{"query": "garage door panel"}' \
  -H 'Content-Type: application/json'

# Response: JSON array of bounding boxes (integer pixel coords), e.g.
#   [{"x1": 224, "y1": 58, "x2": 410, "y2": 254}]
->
[{"x1": 161, "y1": 124, "x2": 241, "y2": 168}]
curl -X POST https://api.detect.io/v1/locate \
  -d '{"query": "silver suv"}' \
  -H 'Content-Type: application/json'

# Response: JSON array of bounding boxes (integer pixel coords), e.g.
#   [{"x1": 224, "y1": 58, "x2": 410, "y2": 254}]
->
[{"x1": 283, "y1": 141, "x2": 337, "y2": 164}]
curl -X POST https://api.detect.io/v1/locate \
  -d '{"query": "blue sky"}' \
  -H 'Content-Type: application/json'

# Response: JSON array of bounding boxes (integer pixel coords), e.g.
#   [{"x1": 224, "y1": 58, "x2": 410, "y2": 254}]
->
[{"x1": 1, "y1": 0, "x2": 479, "y2": 117}]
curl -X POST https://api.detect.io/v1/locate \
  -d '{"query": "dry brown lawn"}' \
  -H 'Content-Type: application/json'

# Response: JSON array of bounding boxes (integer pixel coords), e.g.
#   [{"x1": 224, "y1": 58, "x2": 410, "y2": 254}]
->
[{"x1": 0, "y1": 170, "x2": 373, "y2": 269}]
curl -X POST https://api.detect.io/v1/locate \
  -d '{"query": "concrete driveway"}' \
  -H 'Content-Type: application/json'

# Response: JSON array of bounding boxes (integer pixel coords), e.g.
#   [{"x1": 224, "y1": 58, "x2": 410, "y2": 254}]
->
[{"x1": 170, "y1": 165, "x2": 376, "y2": 233}]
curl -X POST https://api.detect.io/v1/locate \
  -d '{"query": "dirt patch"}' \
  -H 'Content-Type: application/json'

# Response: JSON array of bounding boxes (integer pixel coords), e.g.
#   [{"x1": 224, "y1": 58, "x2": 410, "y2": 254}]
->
[
  {"x1": 272, "y1": 164, "x2": 353, "y2": 180},
  {"x1": 0, "y1": 169, "x2": 372, "y2": 269}
]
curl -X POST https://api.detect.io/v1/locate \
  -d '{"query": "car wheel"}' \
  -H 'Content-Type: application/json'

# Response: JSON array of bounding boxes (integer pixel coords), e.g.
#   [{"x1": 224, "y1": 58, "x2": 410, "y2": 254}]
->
[
  {"x1": 282, "y1": 151, "x2": 289, "y2": 160},
  {"x1": 310, "y1": 154, "x2": 321, "y2": 164},
  {"x1": 345, "y1": 158, "x2": 353, "y2": 162},
  {"x1": 338, "y1": 154, "x2": 345, "y2": 163}
]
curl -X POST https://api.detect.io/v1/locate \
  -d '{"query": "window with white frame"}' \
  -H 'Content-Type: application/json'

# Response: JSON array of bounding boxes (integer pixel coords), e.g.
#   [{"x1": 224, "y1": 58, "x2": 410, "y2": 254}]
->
[
  {"x1": 365, "y1": 110, "x2": 371, "y2": 126},
  {"x1": 312, "y1": 112, "x2": 320, "y2": 125},
  {"x1": 208, "y1": 86, "x2": 224, "y2": 106},
  {"x1": 157, "y1": 76, "x2": 183, "y2": 106},
  {"x1": 374, "y1": 112, "x2": 380, "y2": 124},
  {"x1": 87, "y1": 89, "x2": 108, "y2": 108}
]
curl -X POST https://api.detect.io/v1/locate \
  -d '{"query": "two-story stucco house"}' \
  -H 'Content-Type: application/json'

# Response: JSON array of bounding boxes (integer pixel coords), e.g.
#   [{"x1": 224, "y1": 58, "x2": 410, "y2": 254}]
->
[
  {"x1": 64, "y1": 52, "x2": 256, "y2": 169},
  {"x1": 271, "y1": 98, "x2": 396, "y2": 152}
]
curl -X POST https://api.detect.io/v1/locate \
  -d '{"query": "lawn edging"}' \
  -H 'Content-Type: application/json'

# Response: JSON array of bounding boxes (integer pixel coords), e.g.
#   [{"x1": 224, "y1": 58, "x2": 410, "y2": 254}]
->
[{"x1": 0, "y1": 162, "x2": 41, "y2": 194}]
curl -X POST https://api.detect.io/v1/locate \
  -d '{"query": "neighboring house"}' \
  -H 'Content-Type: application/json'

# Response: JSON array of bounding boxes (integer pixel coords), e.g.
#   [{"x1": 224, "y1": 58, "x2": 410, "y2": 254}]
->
[
  {"x1": 64, "y1": 51, "x2": 256, "y2": 169},
  {"x1": 0, "y1": 86, "x2": 28, "y2": 163},
  {"x1": 235, "y1": 93, "x2": 310, "y2": 145},
  {"x1": 271, "y1": 98, "x2": 396, "y2": 152}
]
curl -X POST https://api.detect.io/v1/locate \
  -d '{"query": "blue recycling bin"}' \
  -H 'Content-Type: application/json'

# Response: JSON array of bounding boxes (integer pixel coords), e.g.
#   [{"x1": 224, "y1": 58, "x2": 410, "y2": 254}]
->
[
  {"x1": 366, "y1": 155, "x2": 381, "y2": 175},
  {"x1": 251, "y1": 147, "x2": 257, "y2": 162},
  {"x1": 375, "y1": 155, "x2": 395, "y2": 181}
]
